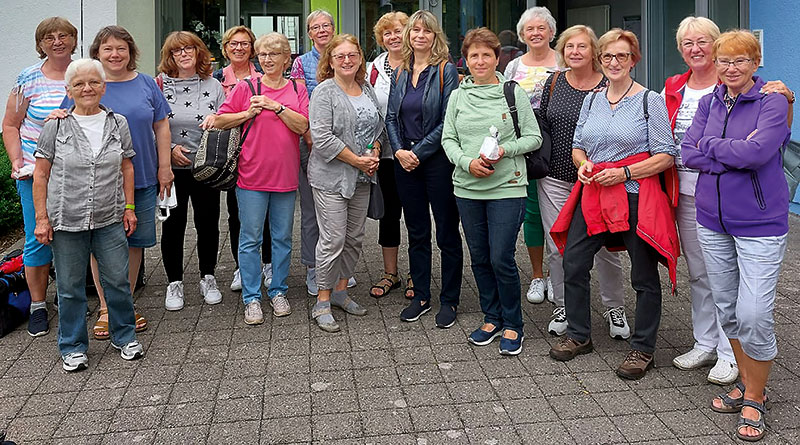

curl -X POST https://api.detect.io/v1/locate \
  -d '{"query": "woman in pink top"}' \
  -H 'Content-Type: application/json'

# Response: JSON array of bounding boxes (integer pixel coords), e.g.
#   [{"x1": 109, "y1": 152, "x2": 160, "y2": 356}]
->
[{"x1": 216, "y1": 33, "x2": 309, "y2": 325}]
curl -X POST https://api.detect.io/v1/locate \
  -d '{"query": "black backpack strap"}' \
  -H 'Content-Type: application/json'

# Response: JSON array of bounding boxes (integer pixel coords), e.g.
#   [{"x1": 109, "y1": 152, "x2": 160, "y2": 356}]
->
[
  {"x1": 503, "y1": 80, "x2": 521, "y2": 139},
  {"x1": 643, "y1": 89, "x2": 650, "y2": 120},
  {"x1": 290, "y1": 78, "x2": 297, "y2": 93},
  {"x1": 240, "y1": 79, "x2": 259, "y2": 144},
  {"x1": 588, "y1": 91, "x2": 598, "y2": 111}
]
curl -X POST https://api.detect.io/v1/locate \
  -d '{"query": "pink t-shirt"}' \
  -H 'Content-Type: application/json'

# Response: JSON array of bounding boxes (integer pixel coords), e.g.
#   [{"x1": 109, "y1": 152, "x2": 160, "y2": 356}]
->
[{"x1": 218, "y1": 78, "x2": 309, "y2": 191}]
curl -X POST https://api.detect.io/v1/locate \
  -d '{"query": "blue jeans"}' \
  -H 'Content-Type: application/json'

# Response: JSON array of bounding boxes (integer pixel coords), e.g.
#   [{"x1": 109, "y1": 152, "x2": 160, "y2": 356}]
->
[
  {"x1": 15, "y1": 178, "x2": 53, "y2": 267},
  {"x1": 456, "y1": 197, "x2": 525, "y2": 335},
  {"x1": 127, "y1": 185, "x2": 157, "y2": 248},
  {"x1": 51, "y1": 223, "x2": 136, "y2": 355},
  {"x1": 236, "y1": 187, "x2": 296, "y2": 304}
]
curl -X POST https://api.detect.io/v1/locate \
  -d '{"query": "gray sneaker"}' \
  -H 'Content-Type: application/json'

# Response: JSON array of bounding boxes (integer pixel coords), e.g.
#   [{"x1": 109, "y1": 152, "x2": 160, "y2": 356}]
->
[
  {"x1": 62, "y1": 352, "x2": 89, "y2": 372},
  {"x1": 111, "y1": 341, "x2": 144, "y2": 361},
  {"x1": 270, "y1": 293, "x2": 292, "y2": 317},
  {"x1": 244, "y1": 301, "x2": 264, "y2": 325}
]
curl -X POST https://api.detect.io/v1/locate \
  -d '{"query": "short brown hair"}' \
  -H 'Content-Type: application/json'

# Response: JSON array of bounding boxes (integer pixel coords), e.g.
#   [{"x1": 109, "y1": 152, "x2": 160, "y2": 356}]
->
[
  {"x1": 597, "y1": 28, "x2": 642, "y2": 65},
  {"x1": 555, "y1": 25, "x2": 601, "y2": 71},
  {"x1": 317, "y1": 34, "x2": 366, "y2": 84},
  {"x1": 373, "y1": 11, "x2": 409, "y2": 49},
  {"x1": 220, "y1": 25, "x2": 256, "y2": 61},
  {"x1": 89, "y1": 26, "x2": 139, "y2": 72},
  {"x1": 158, "y1": 31, "x2": 213, "y2": 79},
  {"x1": 461, "y1": 27, "x2": 500, "y2": 60},
  {"x1": 35, "y1": 17, "x2": 78, "y2": 59},
  {"x1": 713, "y1": 30, "x2": 761, "y2": 65}
]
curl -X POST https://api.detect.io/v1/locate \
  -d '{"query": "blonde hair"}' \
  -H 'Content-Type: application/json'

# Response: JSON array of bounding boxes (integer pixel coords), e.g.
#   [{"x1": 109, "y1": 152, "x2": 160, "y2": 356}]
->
[
  {"x1": 373, "y1": 11, "x2": 409, "y2": 49},
  {"x1": 254, "y1": 33, "x2": 293, "y2": 71},
  {"x1": 676, "y1": 16, "x2": 721, "y2": 50},
  {"x1": 220, "y1": 25, "x2": 256, "y2": 61},
  {"x1": 598, "y1": 28, "x2": 642, "y2": 65},
  {"x1": 713, "y1": 30, "x2": 761, "y2": 65},
  {"x1": 554, "y1": 25, "x2": 601, "y2": 71},
  {"x1": 306, "y1": 9, "x2": 335, "y2": 33},
  {"x1": 158, "y1": 31, "x2": 213, "y2": 78},
  {"x1": 317, "y1": 34, "x2": 366, "y2": 84},
  {"x1": 401, "y1": 10, "x2": 450, "y2": 71}
]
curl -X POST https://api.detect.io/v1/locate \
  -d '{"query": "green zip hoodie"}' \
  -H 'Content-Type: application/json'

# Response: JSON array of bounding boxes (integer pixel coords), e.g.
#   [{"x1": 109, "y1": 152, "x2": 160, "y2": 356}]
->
[{"x1": 441, "y1": 73, "x2": 542, "y2": 200}]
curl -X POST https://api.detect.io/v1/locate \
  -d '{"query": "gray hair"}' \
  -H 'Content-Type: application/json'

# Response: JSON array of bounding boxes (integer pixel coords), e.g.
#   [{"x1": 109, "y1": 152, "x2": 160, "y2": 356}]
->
[
  {"x1": 64, "y1": 58, "x2": 105, "y2": 86},
  {"x1": 306, "y1": 9, "x2": 335, "y2": 32},
  {"x1": 516, "y1": 7, "x2": 557, "y2": 43}
]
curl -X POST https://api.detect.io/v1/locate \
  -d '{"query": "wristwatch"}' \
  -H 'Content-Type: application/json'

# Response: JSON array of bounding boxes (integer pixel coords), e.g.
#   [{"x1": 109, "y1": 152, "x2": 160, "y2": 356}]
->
[
  {"x1": 275, "y1": 105, "x2": 286, "y2": 115},
  {"x1": 789, "y1": 90, "x2": 796, "y2": 104}
]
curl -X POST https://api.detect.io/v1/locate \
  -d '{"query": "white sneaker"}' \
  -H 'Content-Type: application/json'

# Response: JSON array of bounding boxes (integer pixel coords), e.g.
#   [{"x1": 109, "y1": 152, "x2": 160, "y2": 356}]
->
[
  {"x1": 262, "y1": 263, "x2": 273, "y2": 288},
  {"x1": 546, "y1": 276, "x2": 554, "y2": 303},
  {"x1": 230, "y1": 268, "x2": 242, "y2": 291},
  {"x1": 62, "y1": 352, "x2": 89, "y2": 372},
  {"x1": 672, "y1": 347, "x2": 717, "y2": 370},
  {"x1": 270, "y1": 293, "x2": 292, "y2": 317},
  {"x1": 306, "y1": 267, "x2": 318, "y2": 296},
  {"x1": 347, "y1": 276, "x2": 357, "y2": 288},
  {"x1": 707, "y1": 358, "x2": 739, "y2": 385},
  {"x1": 111, "y1": 341, "x2": 144, "y2": 360},
  {"x1": 548, "y1": 306, "x2": 567, "y2": 336},
  {"x1": 526, "y1": 278, "x2": 545, "y2": 304},
  {"x1": 603, "y1": 306, "x2": 631, "y2": 340},
  {"x1": 244, "y1": 301, "x2": 264, "y2": 325},
  {"x1": 165, "y1": 281, "x2": 185, "y2": 311},
  {"x1": 200, "y1": 275, "x2": 223, "y2": 305}
]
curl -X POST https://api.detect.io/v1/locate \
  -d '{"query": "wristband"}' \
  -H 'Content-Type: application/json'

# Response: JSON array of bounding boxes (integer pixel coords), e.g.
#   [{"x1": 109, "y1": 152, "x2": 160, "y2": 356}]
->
[
  {"x1": 125, "y1": 204, "x2": 135, "y2": 211},
  {"x1": 623, "y1": 166, "x2": 631, "y2": 181},
  {"x1": 580, "y1": 159, "x2": 587, "y2": 167}
]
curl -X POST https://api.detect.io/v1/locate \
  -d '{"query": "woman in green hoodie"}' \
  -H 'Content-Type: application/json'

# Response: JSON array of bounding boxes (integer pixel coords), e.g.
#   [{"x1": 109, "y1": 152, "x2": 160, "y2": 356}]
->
[{"x1": 442, "y1": 28, "x2": 542, "y2": 355}]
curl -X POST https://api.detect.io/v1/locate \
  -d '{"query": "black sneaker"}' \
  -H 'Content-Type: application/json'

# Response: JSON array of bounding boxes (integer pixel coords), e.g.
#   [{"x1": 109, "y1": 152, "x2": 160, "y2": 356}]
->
[
  {"x1": 400, "y1": 299, "x2": 431, "y2": 322},
  {"x1": 27, "y1": 308, "x2": 49, "y2": 337},
  {"x1": 435, "y1": 305, "x2": 457, "y2": 328}
]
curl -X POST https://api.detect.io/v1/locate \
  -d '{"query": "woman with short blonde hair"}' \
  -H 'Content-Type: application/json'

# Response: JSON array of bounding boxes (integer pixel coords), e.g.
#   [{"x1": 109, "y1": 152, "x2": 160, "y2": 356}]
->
[{"x1": 553, "y1": 25, "x2": 601, "y2": 72}]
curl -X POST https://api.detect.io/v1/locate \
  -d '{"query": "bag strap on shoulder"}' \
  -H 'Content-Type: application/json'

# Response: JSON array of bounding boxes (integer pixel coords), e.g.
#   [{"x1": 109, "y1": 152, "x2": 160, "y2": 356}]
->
[
  {"x1": 239, "y1": 79, "x2": 259, "y2": 144},
  {"x1": 503, "y1": 80, "x2": 522, "y2": 139},
  {"x1": 438, "y1": 60, "x2": 446, "y2": 93},
  {"x1": 548, "y1": 71, "x2": 560, "y2": 98}
]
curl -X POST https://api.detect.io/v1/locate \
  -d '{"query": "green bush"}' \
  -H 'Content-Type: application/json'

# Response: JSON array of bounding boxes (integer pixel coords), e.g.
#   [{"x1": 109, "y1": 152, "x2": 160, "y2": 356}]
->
[{"x1": 0, "y1": 138, "x2": 23, "y2": 236}]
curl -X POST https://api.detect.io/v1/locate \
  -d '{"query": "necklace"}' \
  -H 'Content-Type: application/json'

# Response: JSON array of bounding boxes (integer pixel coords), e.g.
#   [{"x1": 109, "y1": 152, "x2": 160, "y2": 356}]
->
[{"x1": 606, "y1": 79, "x2": 634, "y2": 105}]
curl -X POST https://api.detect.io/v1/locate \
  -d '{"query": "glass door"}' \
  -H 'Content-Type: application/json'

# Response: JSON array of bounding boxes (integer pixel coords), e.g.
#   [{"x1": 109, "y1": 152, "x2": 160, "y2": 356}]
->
[{"x1": 359, "y1": 0, "x2": 420, "y2": 61}]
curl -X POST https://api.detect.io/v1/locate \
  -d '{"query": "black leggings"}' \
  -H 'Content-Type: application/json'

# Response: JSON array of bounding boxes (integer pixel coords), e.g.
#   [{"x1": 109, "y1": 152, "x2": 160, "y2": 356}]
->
[{"x1": 377, "y1": 158, "x2": 402, "y2": 247}]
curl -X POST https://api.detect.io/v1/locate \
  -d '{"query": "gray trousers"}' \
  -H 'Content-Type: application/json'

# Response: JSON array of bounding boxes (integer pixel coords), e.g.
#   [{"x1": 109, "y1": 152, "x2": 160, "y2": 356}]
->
[
  {"x1": 299, "y1": 138, "x2": 318, "y2": 267},
  {"x1": 312, "y1": 183, "x2": 370, "y2": 290},
  {"x1": 537, "y1": 176, "x2": 625, "y2": 307}
]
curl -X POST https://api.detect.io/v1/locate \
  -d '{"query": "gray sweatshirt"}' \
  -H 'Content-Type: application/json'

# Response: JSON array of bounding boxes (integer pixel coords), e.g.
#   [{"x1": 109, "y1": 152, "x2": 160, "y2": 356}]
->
[{"x1": 160, "y1": 74, "x2": 226, "y2": 169}]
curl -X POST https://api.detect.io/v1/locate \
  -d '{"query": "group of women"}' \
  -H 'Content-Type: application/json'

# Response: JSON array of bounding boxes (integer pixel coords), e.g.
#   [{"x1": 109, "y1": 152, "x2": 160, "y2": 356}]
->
[{"x1": 3, "y1": 8, "x2": 794, "y2": 441}]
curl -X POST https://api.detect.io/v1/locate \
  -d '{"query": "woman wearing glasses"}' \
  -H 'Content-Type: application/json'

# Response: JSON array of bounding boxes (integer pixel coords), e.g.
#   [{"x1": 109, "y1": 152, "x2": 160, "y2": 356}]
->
[
  {"x1": 216, "y1": 33, "x2": 309, "y2": 325},
  {"x1": 156, "y1": 31, "x2": 226, "y2": 311},
  {"x1": 548, "y1": 29, "x2": 678, "y2": 381},
  {"x1": 213, "y1": 25, "x2": 273, "y2": 293}
]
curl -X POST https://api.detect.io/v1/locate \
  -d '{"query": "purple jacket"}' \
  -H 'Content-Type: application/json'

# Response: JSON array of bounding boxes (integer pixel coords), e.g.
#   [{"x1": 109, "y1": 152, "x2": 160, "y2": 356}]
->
[{"x1": 681, "y1": 76, "x2": 791, "y2": 237}]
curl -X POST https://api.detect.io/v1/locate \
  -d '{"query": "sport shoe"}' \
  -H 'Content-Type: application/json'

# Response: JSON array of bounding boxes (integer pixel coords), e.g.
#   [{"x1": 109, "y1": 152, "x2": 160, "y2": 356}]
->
[
  {"x1": 499, "y1": 331, "x2": 524, "y2": 356},
  {"x1": 62, "y1": 352, "x2": 88, "y2": 372},
  {"x1": 306, "y1": 267, "x2": 318, "y2": 296},
  {"x1": 244, "y1": 301, "x2": 264, "y2": 325},
  {"x1": 347, "y1": 276, "x2": 357, "y2": 288},
  {"x1": 707, "y1": 358, "x2": 739, "y2": 385},
  {"x1": 435, "y1": 305, "x2": 457, "y2": 328},
  {"x1": 400, "y1": 299, "x2": 431, "y2": 322},
  {"x1": 468, "y1": 324, "x2": 503, "y2": 346},
  {"x1": 603, "y1": 306, "x2": 631, "y2": 340},
  {"x1": 311, "y1": 301, "x2": 340, "y2": 332},
  {"x1": 672, "y1": 347, "x2": 717, "y2": 370},
  {"x1": 230, "y1": 268, "x2": 242, "y2": 291},
  {"x1": 270, "y1": 293, "x2": 292, "y2": 317},
  {"x1": 526, "y1": 278, "x2": 545, "y2": 304},
  {"x1": 27, "y1": 307, "x2": 49, "y2": 337},
  {"x1": 546, "y1": 276, "x2": 554, "y2": 303},
  {"x1": 262, "y1": 263, "x2": 273, "y2": 288},
  {"x1": 164, "y1": 281, "x2": 184, "y2": 311},
  {"x1": 616, "y1": 349, "x2": 654, "y2": 380},
  {"x1": 200, "y1": 275, "x2": 223, "y2": 305},
  {"x1": 548, "y1": 306, "x2": 567, "y2": 336},
  {"x1": 330, "y1": 291, "x2": 367, "y2": 316},
  {"x1": 111, "y1": 341, "x2": 144, "y2": 361},
  {"x1": 549, "y1": 336, "x2": 593, "y2": 361}
]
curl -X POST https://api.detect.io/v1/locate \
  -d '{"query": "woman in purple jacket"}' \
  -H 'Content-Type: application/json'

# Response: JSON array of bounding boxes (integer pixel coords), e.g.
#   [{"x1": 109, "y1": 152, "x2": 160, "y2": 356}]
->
[{"x1": 681, "y1": 30, "x2": 790, "y2": 442}]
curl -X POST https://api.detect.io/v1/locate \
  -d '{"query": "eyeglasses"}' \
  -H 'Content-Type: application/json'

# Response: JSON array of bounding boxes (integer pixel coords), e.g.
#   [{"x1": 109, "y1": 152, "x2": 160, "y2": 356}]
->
[
  {"x1": 681, "y1": 39, "x2": 712, "y2": 49},
  {"x1": 43, "y1": 33, "x2": 71, "y2": 44},
  {"x1": 227, "y1": 40, "x2": 251, "y2": 49},
  {"x1": 600, "y1": 52, "x2": 632, "y2": 64},
  {"x1": 332, "y1": 52, "x2": 360, "y2": 62},
  {"x1": 171, "y1": 45, "x2": 196, "y2": 56},
  {"x1": 257, "y1": 52, "x2": 284, "y2": 60},
  {"x1": 70, "y1": 80, "x2": 103, "y2": 90},
  {"x1": 715, "y1": 58, "x2": 753, "y2": 69},
  {"x1": 309, "y1": 23, "x2": 333, "y2": 33}
]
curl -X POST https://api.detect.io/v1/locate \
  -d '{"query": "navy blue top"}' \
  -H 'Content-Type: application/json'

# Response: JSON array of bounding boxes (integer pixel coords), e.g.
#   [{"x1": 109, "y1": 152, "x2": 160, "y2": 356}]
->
[{"x1": 400, "y1": 66, "x2": 431, "y2": 142}]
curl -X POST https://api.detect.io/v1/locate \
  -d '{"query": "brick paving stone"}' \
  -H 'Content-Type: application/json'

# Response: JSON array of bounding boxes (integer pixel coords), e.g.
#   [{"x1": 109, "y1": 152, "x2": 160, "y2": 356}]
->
[
  {"x1": 610, "y1": 413, "x2": 676, "y2": 442},
  {"x1": 261, "y1": 416, "x2": 312, "y2": 444},
  {"x1": 154, "y1": 425, "x2": 211, "y2": 444},
  {"x1": 161, "y1": 402, "x2": 214, "y2": 427},
  {"x1": 54, "y1": 410, "x2": 111, "y2": 438},
  {"x1": 208, "y1": 419, "x2": 262, "y2": 444},
  {"x1": 360, "y1": 408, "x2": 413, "y2": 436}
]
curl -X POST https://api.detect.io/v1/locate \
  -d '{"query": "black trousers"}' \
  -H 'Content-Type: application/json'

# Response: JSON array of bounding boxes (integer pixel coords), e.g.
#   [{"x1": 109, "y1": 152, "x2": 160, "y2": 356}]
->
[
  {"x1": 161, "y1": 169, "x2": 221, "y2": 282},
  {"x1": 394, "y1": 150, "x2": 463, "y2": 306},
  {"x1": 227, "y1": 189, "x2": 271, "y2": 266},
  {"x1": 377, "y1": 158, "x2": 402, "y2": 248},
  {"x1": 562, "y1": 193, "x2": 663, "y2": 354}
]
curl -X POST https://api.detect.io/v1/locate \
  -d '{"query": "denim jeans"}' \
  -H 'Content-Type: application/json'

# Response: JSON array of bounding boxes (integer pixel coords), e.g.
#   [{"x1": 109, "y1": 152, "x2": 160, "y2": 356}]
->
[
  {"x1": 236, "y1": 187, "x2": 296, "y2": 304},
  {"x1": 456, "y1": 197, "x2": 526, "y2": 335},
  {"x1": 15, "y1": 178, "x2": 52, "y2": 267},
  {"x1": 51, "y1": 223, "x2": 136, "y2": 355}
]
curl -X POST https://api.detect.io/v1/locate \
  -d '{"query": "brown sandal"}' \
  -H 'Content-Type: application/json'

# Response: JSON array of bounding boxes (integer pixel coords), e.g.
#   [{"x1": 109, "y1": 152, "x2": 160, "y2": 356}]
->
[
  {"x1": 135, "y1": 312, "x2": 148, "y2": 332},
  {"x1": 93, "y1": 308, "x2": 109, "y2": 340},
  {"x1": 404, "y1": 276, "x2": 415, "y2": 300},
  {"x1": 370, "y1": 273, "x2": 401, "y2": 298}
]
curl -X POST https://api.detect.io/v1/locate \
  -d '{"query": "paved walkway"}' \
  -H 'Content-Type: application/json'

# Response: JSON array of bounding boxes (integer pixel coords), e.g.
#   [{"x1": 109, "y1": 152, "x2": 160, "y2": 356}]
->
[{"x1": 2, "y1": 205, "x2": 800, "y2": 444}]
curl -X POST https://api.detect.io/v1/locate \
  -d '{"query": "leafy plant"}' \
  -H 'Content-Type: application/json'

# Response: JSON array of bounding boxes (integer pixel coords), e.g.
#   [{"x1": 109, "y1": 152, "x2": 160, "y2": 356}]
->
[{"x1": 0, "y1": 139, "x2": 23, "y2": 236}]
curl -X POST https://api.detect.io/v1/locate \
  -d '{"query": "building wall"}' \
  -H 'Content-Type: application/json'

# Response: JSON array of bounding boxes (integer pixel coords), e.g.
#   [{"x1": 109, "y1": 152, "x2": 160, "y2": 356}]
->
[{"x1": 117, "y1": 0, "x2": 158, "y2": 76}]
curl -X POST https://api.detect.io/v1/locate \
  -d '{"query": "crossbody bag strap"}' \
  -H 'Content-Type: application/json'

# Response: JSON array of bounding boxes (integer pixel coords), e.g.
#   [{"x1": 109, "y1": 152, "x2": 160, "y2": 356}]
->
[
  {"x1": 239, "y1": 79, "x2": 259, "y2": 144},
  {"x1": 503, "y1": 80, "x2": 522, "y2": 139}
]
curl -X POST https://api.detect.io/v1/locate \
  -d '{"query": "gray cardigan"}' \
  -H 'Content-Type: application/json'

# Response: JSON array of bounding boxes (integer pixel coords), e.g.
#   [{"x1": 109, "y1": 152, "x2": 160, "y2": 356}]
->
[{"x1": 308, "y1": 78, "x2": 388, "y2": 199}]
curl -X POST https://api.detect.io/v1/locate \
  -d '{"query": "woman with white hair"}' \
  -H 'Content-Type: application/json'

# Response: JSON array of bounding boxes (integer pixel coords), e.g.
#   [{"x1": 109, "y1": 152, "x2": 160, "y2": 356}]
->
[
  {"x1": 504, "y1": 6, "x2": 558, "y2": 312},
  {"x1": 33, "y1": 58, "x2": 143, "y2": 371}
]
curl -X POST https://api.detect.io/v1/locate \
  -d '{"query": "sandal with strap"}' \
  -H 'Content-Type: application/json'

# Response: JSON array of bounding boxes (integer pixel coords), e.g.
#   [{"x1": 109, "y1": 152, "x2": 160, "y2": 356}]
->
[
  {"x1": 312, "y1": 301, "x2": 340, "y2": 333},
  {"x1": 404, "y1": 276, "x2": 415, "y2": 300},
  {"x1": 93, "y1": 308, "x2": 110, "y2": 341},
  {"x1": 135, "y1": 312, "x2": 148, "y2": 333},
  {"x1": 711, "y1": 383, "x2": 769, "y2": 414},
  {"x1": 736, "y1": 399, "x2": 767, "y2": 442},
  {"x1": 369, "y1": 273, "x2": 401, "y2": 298}
]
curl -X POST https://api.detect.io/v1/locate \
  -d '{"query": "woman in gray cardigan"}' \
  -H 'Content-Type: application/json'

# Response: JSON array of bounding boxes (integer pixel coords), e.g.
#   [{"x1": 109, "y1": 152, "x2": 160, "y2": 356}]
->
[{"x1": 308, "y1": 34, "x2": 389, "y2": 332}]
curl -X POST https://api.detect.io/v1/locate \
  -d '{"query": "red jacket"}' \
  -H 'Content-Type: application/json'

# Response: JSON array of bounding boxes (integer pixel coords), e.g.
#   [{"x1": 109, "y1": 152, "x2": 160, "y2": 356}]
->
[
  {"x1": 664, "y1": 69, "x2": 722, "y2": 132},
  {"x1": 550, "y1": 153, "x2": 680, "y2": 292}
]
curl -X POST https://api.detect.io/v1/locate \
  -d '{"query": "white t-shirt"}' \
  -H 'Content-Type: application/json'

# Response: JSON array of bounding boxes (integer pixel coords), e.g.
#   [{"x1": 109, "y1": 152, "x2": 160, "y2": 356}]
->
[
  {"x1": 665, "y1": 84, "x2": 716, "y2": 196},
  {"x1": 73, "y1": 111, "x2": 106, "y2": 158}
]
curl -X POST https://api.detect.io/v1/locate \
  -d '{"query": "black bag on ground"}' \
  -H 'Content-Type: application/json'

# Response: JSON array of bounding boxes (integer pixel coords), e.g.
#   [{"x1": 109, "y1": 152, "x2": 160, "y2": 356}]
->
[
  {"x1": 0, "y1": 270, "x2": 30, "y2": 338},
  {"x1": 502, "y1": 80, "x2": 552, "y2": 179}
]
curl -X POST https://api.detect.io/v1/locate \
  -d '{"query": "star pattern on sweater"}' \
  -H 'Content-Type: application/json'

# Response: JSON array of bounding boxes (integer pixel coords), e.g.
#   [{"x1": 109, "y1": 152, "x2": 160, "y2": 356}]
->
[
  {"x1": 183, "y1": 86, "x2": 190, "y2": 93},
  {"x1": 208, "y1": 103, "x2": 215, "y2": 111},
  {"x1": 202, "y1": 91, "x2": 210, "y2": 97},
  {"x1": 168, "y1": 112, "x2": 175, "y2": 119},
  {"x1": 184, "y1": 101, "x2": 192, "y2": 108},
  {"x1": 166, "y1": 94, "x2": 173, "y2": 101},
  {"x1": 195, "y1": 114, "x2": 203, "y2": 122},
  {"x1": 180, "y1": 130, "x2": 188, "y2": 138}
]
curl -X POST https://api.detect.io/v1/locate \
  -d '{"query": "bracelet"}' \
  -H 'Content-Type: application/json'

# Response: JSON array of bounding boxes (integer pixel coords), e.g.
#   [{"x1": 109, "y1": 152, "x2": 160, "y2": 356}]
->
[
  {"x1": 125, "y1": 204, "x2": 135, "y2": 211},
  {"x1": 623, "y1": 166, "x2": 631, "y2": 181},
  {"x1": 579, "y1": 159, "x2": 587, "y2": 167},
  {"x1": 790, "y1": 90, "x2": 796, "y2": 104}
]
